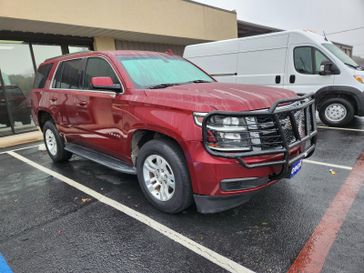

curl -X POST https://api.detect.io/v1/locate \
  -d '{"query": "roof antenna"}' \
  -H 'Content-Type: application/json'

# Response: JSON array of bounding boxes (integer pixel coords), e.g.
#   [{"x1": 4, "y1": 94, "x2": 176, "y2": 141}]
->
[{"x1": 323, "y1": 31, "x2": 328, "y2": 41}]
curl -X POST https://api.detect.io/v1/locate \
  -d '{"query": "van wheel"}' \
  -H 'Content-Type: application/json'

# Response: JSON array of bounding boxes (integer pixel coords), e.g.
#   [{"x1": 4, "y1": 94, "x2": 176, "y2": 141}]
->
[
  {"x1": 136, "y1": 139, "x2": 193, "y2": 214},
  {"x1": 319, "y1": 98, "x2": 354, "y2": 127},
  {"x1": 43, "y1": 121, "x2": 72, "y2": 162}
]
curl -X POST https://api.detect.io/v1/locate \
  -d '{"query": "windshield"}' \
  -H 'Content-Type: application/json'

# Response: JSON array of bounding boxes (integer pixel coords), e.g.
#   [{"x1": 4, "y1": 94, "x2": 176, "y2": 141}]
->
[
  {"x1": 117, "y1": 54, "x2": 213, "y2": 89},
  {"x1": 322, "y1": 43, "x2": 360, "y2": 69}
]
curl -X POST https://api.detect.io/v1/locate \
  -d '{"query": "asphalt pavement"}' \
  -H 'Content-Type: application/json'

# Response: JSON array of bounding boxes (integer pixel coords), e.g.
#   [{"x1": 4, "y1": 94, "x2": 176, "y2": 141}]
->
[{"x1": 0, "y1": 118, "x2": 363, "y2": 273}]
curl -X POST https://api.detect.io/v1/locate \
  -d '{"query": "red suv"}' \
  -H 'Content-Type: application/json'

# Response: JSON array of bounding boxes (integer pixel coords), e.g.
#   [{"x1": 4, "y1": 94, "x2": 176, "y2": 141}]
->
[{"x1": 31, "y1": 51, "x2": 317, "y2": 213}]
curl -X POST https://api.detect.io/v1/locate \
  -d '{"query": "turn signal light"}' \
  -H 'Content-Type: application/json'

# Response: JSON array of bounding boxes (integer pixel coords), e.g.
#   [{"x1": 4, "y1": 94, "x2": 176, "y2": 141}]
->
[{"x1": 354, "y1": 75, "x2": 364, "y2": 84}]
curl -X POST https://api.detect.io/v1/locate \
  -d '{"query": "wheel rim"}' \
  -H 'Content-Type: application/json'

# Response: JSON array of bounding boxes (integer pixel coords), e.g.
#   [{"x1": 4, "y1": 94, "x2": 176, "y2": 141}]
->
[
  {"x1": 142, "y1": 154, "x2": 175, "y2": 202},
  {"x1": 45, "y1": 129, "x2": 58, "y2": 156},
  {"x1": 324, "y1": 103, "x2": 347, "y2": 123}
]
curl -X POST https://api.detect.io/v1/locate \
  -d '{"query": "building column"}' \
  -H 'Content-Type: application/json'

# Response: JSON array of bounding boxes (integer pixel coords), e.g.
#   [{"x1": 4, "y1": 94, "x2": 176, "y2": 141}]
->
[{"x1": 93, "y1": 37, "x2": 116, "y2": 51}]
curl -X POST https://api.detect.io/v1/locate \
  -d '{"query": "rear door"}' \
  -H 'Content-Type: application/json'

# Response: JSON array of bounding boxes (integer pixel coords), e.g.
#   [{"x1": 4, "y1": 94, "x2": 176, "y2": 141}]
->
[
  {"x1": 51, "y1": 58, "x2": 86, "y2": 142},
  {"x1": 285, "y1": 45, "x2": 335, "y2": 94}
]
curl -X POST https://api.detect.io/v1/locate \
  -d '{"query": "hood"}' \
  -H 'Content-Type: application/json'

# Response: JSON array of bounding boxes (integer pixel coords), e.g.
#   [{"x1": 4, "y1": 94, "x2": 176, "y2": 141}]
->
[{"x1": 143, "y1": 82, "x2": 297, "y2": 112}]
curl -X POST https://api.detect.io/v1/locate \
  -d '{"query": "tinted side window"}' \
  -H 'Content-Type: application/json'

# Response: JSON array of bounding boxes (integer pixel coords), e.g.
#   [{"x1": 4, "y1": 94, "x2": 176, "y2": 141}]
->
[
  {"x1": 314, "y1": 50, "x2": 330, "y2": 73},
  {"x1": 33, "y1": 63, "x2": 53, "y2": 88},
  {"x1": 52, "y1": 62, "x2": 63, "y2": 88},
  {"x1": 6, "y1": 87, "x2": 24, "y2": 98},
  {"x1": 84, "y1": 58, "x2": 119, "y2": 89},
  {"x1": 53, "y1": 59, "x2": 83, "y2": 89},
  {"x1": 294, "y1": 47, "x2": 313, "y2": 74}
]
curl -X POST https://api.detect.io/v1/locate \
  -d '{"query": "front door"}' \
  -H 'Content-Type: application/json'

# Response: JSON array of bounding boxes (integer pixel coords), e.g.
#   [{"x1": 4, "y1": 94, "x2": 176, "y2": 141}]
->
[
  {"x1": 77, "y1": 56, "x2": 126, "y2": 161},
  {"x1": 285, "y1": 45, "x2": 335, "y2": 94}
]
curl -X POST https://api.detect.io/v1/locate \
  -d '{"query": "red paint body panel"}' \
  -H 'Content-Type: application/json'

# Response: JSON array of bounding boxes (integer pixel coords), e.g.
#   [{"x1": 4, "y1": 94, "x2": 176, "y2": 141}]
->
[
  {"x1": 32, "y1": 50, "x2": 301, "y2": 197},
  {"x1": 91, "y1": 76, "x2": 114, "y2": 88}
]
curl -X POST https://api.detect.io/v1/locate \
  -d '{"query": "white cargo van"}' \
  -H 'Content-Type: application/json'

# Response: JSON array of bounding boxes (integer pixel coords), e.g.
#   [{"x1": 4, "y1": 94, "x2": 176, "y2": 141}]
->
[{"x1": 184, "y1": 30, "x2": 364, "y2": 127}]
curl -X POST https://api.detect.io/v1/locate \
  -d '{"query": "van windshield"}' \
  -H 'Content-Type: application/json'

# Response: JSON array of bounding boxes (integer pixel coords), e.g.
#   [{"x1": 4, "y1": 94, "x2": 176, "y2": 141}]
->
[
  {"x1": 117, "y1": 55, "x2": 213, "y2": 89},
  {"x1": 322, "y1": 43, "x2": 361, "y2": 70}
]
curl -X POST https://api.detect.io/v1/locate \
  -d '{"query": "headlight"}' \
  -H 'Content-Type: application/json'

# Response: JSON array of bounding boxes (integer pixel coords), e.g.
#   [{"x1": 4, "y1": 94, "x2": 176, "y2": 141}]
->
[
  {"x1": 354, "y1": 75, "x2": 364, "y2": 84},
  {"x1": 193, "y1": 113, "x2": 252, "y2": 152}
]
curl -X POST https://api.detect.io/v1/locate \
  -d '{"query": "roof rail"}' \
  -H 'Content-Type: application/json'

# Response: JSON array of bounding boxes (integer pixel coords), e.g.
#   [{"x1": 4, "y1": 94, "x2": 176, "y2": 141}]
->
[{"x1": 45, "y1": 50, "x2": 90, "y2": 62}]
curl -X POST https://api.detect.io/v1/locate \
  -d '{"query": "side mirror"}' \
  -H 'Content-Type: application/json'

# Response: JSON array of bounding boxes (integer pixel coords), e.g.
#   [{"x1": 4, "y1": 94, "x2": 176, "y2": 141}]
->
[
  {"x1": 319, "y1": 61, "x2": 340, "y2": 75},
  {"x1": 90, "y1": 77, "x2": 121, "y2": 92}
]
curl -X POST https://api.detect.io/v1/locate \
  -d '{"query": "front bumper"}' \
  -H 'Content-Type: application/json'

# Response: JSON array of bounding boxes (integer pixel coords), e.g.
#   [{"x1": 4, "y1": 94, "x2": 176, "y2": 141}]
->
[
  {"x1": 194, "y1": 179, "x2": 279, "y2": 213},
  {"x1": 186, "y1": 94, "x2": 317, "y2": 213}
]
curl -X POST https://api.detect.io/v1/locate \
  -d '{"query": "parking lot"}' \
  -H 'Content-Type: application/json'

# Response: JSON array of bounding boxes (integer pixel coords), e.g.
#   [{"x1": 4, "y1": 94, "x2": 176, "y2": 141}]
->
[{"x1": 0, "y1": 119, "x2": 364, "y2": 273}]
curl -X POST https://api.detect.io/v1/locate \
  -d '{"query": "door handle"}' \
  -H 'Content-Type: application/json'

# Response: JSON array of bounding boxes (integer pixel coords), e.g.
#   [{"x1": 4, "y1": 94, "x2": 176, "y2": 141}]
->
[
  {"x1": 50, "y1": 97, "x2": 58, "y2": 102},
  {"x1": 289, "y1": 75, "x2": 296, "y2": 84},
  {"x1": 275, "y1": 75, "x2": 281, "y2": 84},
  {"x1": 0, "y1": 98, "x2": 6, "y2": 103},
  {"x1": 78, "y1": 101, "x2": 88, "y2": 106}
]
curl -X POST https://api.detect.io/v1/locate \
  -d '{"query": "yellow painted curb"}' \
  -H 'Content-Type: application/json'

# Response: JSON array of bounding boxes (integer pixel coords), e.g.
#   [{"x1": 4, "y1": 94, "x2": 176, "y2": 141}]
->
[{"x1": 0, "y1": 130, "x2": 43, "y2": 148}]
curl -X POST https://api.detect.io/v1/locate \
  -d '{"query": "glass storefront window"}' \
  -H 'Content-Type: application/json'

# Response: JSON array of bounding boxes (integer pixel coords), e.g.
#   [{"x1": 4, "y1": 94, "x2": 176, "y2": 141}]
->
[
  {"x1": 0, "y1": 41, "x2": 36, "y2": 134},
  {"x1": 69, "y1": 45, "x2": 90, "y2": 54},
  {"x1": 0, "y1": 88, "x2": 12, "y2": 137},
  {"x1": 32, "y1": 44, "x2": 62, "y2": 67},
  {"x1": 0, "y1": 39, "x2": 92, "y2": 136}
]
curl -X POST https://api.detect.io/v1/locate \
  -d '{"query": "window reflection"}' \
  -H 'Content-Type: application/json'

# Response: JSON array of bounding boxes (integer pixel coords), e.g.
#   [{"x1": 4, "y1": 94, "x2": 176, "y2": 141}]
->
[
  {"x1": 69, "y1": 46, "x2": 90, "y2": 54},
  {"x1": 32, "y1": 44, "x2": 62, "y2": 67},
  {"x1": 0, "y1": 42, "x2": 35, "y2": 134},
  {"x1": 0, "y1": 40, "x2": 92, "y2": 136}
]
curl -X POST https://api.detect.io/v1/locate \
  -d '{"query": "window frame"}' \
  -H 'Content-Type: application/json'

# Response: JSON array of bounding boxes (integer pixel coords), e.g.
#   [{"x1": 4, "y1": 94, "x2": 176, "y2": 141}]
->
[
  {"x1": 33, "y1": 63, "x2": 53, "y2": 89},
  {"x1": 50, "y1": 56, "x2": 124, "y2": 93},
  {"x1": 51, "y1": 57, "x2": 85, "y2": 90},
  {"x1": 83, "y1": 56, "x2": 123, "y2": 93},
  {"x1": 293, "y1": 46, "x2": 333, "y2": 75}
]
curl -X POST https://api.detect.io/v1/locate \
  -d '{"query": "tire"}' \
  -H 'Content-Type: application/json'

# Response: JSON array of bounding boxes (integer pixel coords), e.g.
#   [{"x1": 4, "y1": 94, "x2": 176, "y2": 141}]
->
[
  {"x1": 136, "y1": 139, "x2": 193, "y2": 214},
  {"x1": 43, "y1": 121, "x2": 72, "y2": 162},
  {"x1": 318, "y1": 98, "x2": 354, "y2": 127}
]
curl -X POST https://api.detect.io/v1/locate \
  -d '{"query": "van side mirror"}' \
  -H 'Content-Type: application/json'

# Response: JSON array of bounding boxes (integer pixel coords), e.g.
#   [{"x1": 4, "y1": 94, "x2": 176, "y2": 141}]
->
[
  {"x1": 90, "y1": 77, "x2": 121, "y2": 92},
  {"x1": 319, "y1": 61, "x2": 340, "y2": 75}
]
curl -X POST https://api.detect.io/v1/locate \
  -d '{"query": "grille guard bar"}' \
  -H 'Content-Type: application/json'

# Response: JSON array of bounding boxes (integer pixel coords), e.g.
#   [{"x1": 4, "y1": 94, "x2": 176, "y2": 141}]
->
[{"x1": 201, "y1": 93, "x2": 318, "y2": 180}]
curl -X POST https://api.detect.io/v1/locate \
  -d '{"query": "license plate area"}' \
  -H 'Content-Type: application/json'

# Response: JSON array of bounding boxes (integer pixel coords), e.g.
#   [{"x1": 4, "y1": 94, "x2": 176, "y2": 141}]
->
[{"x1": 288, "y1": 159, "x2": 303, "y2": 178}]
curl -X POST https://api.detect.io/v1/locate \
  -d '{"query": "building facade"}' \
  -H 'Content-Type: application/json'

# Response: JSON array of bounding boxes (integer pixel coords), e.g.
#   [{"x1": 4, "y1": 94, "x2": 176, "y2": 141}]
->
[{"x1": 0, "y1": 0, "x2": 237, "y2": 137}]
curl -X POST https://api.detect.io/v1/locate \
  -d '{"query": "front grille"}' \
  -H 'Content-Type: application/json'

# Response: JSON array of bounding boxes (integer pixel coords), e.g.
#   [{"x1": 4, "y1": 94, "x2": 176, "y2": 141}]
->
[
  {"x1": 201, "y1": 94, "x2": 317, "y2": 178},
  {"x1": 247, "y1": 106, "x2": 314, "y2": 151},
  {"x1": 256, "y1": 115, "x2": 282, "y2": 150}
]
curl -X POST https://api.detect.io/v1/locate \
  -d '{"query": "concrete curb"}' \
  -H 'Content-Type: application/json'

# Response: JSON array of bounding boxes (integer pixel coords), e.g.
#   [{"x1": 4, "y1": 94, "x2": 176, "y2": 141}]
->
[{"x1": 0, "y1": 130, "x2": 42, "y2": 148}]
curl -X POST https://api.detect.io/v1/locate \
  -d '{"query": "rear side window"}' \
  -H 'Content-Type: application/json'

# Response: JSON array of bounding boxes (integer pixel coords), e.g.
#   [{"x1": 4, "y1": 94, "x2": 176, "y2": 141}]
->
[
  {"x1": 53, "y1": 59, "x2": 83, "y2": 89},
  {"x1": 84, "y1": 57, "x2": 120, "y2": 89},
  {"x1": 33, "y1": 63, "x2": 53, "y2": 88}
]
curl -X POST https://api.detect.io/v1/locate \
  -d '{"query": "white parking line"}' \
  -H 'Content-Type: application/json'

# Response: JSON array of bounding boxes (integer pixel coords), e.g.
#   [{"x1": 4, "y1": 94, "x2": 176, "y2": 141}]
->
[
  {"x1": 7, "y1": 151, "x2": 254, "y2": 273},
  {"x1": 303, "y1": 159, "x2": 352, "y2": 170},
  {"x1": 318, "y1": 126, "x2": 364, "y2": 132},
  {"x1": 0, "y1": 143, "x2": 42, "y2": 155}
]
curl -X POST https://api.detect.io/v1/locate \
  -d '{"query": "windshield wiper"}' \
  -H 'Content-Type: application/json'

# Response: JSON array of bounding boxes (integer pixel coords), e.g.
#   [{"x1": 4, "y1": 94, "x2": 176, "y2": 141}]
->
[
  {"x1": 179, "y1": 80, "x2": 212, "y2": 85},
  {"x1": 146, "y1": 80, "x2": 211, "y2": 89},
  {"x1": 191, "y1": 80, "x2": 212, "y2": 83},
  {"x1": 345, "y1": 63, "x2": 360, "y2": 69},
  {"x1": 146, "y1": 83, "x2": 181, "y2": 89}
]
